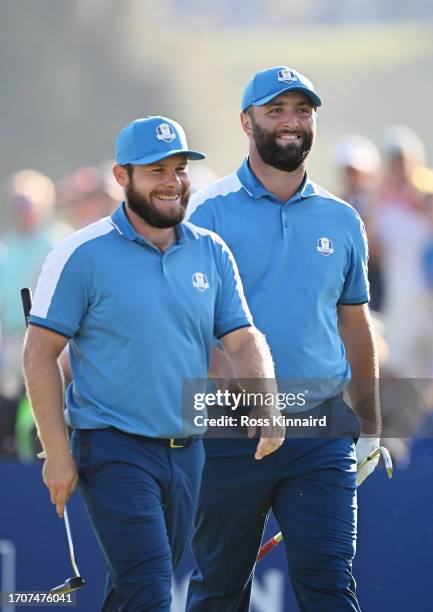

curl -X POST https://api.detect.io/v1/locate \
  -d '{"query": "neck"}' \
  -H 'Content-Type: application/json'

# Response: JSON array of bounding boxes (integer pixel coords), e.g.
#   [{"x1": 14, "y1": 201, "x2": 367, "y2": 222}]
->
[
  {"x1": 248, "y1": 147, "x2": 306, "y2": 201},
  {"x1": 124, "y1": 203, "x2": 176, "y2": 252}
]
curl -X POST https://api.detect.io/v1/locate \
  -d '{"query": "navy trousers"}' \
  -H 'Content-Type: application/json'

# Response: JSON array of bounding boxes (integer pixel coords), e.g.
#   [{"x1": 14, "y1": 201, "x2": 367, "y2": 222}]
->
[
  {"x1": 71, "y1": 428, "x2": 205, "y2": 611},
  {"x1": 187, "y1": 399, "x2": 360, "y2": 612}
]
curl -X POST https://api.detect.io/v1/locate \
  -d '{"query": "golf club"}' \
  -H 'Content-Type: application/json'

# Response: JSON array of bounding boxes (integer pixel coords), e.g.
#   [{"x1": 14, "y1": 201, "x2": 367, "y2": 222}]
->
[
  {"x1": 257, "y1": 445, "x2": 393, "y2": 562},
  {"x1": 21, "y1": 287, "x2": 87, "y2": 594}
]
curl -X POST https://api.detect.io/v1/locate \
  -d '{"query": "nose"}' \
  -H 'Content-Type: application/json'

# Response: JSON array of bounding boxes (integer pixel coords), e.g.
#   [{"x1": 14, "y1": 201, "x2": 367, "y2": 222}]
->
[
  {"x1": 163, "y1": 170, "x2": 183, "y2": 189},
  {"x1": 281, "y1": 110, "x2": 300, "y2": 130}
]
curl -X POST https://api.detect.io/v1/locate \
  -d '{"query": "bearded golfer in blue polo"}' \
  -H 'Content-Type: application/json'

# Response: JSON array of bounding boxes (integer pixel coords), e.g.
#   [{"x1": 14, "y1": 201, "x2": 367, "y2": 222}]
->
[
  {"x1": 186, "y1": 67, "x2": 383, "y2": 611},
  {"x1": 22, "y1": 116, "x2": 284, "y2": 611}
]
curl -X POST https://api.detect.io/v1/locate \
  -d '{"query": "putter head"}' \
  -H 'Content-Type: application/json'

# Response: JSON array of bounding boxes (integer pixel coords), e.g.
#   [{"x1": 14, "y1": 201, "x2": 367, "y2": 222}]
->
[{"x1": 50, "y1": 576, "x2": 87, "y2": 594}]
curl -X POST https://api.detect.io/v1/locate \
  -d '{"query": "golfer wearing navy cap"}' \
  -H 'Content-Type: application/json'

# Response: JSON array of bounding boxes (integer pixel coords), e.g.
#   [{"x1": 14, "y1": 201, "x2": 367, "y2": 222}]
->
[
  {"x1": 23, "y1": 115, "x2": 283, "y2": 610},
  {"x1": 186, "y1": 67, "x2": 382, "y2": 611}
]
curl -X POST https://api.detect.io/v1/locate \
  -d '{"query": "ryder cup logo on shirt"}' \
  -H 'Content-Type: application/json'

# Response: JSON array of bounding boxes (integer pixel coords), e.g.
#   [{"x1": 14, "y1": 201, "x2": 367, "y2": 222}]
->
[
  {"x1": 192, "y1": 272, "x2": 209, "y2": 292},
  {"x1": 317, "y1": 237, "x2": 334, "y2": 256},
  {"x1": 277, "y1": 68, "x2": 297, "y2": 84},
  {"x1": 156, "y1": 123, "x2": 176, "y2": 143}
]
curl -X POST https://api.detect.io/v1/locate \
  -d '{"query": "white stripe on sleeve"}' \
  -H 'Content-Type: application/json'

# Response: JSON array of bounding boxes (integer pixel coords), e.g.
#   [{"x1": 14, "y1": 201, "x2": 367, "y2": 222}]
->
[
  {"x1": 31, "y1": 218, "x2": 114, "y2": 318},
  {"x1": 186, "y1": 173, "x2": 242, "y2": 219}
]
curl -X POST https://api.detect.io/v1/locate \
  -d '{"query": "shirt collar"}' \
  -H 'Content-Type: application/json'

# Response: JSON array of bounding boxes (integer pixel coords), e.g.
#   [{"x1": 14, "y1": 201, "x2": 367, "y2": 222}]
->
[
  {"x1": 110, "y1": 202, "x2": 139, "y2": 240},
  {"x1": 110, "y1": 202, "x2": 191, "y2": 244},
  {"x1": 236, "y1": 158, "x2": 319, "y2": 203}
]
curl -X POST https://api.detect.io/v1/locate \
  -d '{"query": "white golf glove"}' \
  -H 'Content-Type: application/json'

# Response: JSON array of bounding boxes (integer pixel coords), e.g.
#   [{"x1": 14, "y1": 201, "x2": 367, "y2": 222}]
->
[{"x1": 355, "y1": 437, "x2": 381, "y2": 486}]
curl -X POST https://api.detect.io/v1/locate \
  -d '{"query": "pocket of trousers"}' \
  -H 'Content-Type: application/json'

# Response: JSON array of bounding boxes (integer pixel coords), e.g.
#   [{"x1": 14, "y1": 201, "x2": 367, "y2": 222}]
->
[{"x1": 71, "y1": 429, "x2": 92, "y2": 474}]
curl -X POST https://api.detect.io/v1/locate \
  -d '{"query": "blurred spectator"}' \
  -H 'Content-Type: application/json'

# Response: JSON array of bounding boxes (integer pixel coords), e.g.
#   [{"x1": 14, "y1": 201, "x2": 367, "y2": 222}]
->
[
  {"x1": 372, "y1": 127, "x2": 433, "y2": 377},
  {"x1": 58, "y1": 163, "x2": 120, "y2": 229},
  {"x1": 0, "y1": 169, "x2": 71, "y2": 398},
  {"x1": 334, "y1": 134, "x2": 383, "y2": 309},
  {"x1": 390, "y1": 172, "x2": 433, "y2": 467},
  {"x1": 416, "y1": 166, "x2": 433, "y2": 290},
  {"x1": 378, "y1": 124, "x2": 426, "y2": 211},
  {"x1": 334, "y1": 133, "x2": 381, "y2": 217},
  {"x1": 0, "y1": 170, "x2": 71, "y2": 457}
]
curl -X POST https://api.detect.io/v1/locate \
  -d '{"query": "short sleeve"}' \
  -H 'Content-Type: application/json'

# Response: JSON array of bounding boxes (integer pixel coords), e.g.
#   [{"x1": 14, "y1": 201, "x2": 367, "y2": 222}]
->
[
  {"x1": 338, "y1": 216, "x2": 370, "y2": 305},
  {"x1": 29, "y1": 244, "x2": 89, "y2": 338},
  {"x1": 213, "y1": 239, "x2": 253, "y2": 339}
]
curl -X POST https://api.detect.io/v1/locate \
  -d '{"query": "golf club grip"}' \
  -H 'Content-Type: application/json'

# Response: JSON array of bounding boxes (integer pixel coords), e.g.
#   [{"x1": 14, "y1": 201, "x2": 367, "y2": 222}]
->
[
  {"x1": 21, "y1": 287, "x2": 33, "y2": 328},
  {"x1": 257, "y1": 532, "x2": 283, "y2": 562}
]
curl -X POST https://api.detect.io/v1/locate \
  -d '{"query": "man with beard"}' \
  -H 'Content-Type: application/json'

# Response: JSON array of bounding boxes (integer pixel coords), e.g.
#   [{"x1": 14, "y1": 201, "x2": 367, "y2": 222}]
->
[
  {"x1": 22, "y1": 115, "x2": 284, "y2": 611},
  {"x1": 186, "y1": 67, "x2": 381, "y2": 611}
]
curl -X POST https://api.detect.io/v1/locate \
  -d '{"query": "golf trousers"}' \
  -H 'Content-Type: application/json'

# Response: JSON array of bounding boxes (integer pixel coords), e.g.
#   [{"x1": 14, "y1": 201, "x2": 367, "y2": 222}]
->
[
  {"x1": 71, "y1": 427, "x2": 205, "y2": 611},
  {"x1": 187, "y1": 398, "x2": 361, "y2": 612}
]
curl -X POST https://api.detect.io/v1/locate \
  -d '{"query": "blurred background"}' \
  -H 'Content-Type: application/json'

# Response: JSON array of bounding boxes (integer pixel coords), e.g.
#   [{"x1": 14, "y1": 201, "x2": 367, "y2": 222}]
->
[{"x1": 1, "y1": 1, "x2": 433, "y2": 610}]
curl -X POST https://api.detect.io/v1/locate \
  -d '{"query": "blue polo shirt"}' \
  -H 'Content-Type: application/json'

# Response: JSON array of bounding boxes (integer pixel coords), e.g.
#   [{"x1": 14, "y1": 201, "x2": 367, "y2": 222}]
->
[
  {"x1": 29, "y1": 203, "x2": 252, "y2": 437},
  {"x1": 187, "y1": 159, "x2": 369, "y2": 403}
]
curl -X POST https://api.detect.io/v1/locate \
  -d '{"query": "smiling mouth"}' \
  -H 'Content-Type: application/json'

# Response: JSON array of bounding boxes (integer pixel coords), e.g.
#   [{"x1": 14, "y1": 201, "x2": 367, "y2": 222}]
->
[
  {"x1": 153, "y1": 194, "x2": 181, "y2": 202},
  {"x1": 276, "y1": 133, "x2": 302, "y2": 142}
]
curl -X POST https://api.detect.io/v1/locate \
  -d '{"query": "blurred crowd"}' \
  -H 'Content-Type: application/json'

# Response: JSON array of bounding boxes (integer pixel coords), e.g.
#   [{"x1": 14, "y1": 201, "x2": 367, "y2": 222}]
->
[
  {"x1": 1, "y1": 126, "x2": 433, "y2": 467},
  {"x1": 0, "y1": 163, "x2": 122, "y2": 459},
  {"x1": 333, "y1": 126, "x2": 433, "y2": 464}
]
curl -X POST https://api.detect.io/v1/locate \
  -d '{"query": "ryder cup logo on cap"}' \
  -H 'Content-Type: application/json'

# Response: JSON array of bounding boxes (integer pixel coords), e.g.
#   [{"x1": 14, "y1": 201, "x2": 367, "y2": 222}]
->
[
  {"x1": 317, "y1": 237, "x2": 334, "y2": 256},
  {"x1": 241, "y1": 65, "x2": 322, "y2": 111},
  {"x1": 277, "y1": 68, "x2": 297, "y2": 83},
  {"x1": 156, "y1": 122, "x2": 176, "y2": 143},
  {"x1": 115, "y1": 116, "x2": 206, "y2": 166}
]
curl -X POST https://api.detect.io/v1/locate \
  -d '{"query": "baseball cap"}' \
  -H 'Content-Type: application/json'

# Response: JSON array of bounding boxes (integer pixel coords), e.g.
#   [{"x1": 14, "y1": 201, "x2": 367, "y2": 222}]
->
[
  {"x1": 115, "y1": 116, "x2": 206, "y2": 166},
  {"x1": 241, "y1": 66, "x2": 322, "y2": 111},
  {"x1": 381, "y1": 125, "x2": 425, "y2": 165},
  {"x1": 335, "y1": 134, "x2": 381, "y2": 174}
]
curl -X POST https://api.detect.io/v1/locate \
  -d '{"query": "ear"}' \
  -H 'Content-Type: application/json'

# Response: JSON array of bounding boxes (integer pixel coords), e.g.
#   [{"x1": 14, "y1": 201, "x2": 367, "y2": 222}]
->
[
  {"x1": 113, "y1": 164, "x2": 130, "y2": 188},
  {"x1": 240, "y1": 110, "x2": 253, "y2": 138}
]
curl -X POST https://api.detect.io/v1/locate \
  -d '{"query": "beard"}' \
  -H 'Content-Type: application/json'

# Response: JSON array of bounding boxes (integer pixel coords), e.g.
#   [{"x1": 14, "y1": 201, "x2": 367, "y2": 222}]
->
[
  {"x1": 126, "y1": 180, "x2": 189, "y2": 229},
  {"x1": 251, "y1": 117, "x2": 314, "y2": 172}
]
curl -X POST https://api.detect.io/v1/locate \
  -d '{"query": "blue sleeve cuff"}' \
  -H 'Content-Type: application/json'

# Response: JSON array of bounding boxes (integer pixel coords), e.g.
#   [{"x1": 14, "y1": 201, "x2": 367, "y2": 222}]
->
[
  {"x1": 29, "y1": 315, "x2": 75, "y2": 338},
  {"x1": 337, "y1": 298, "x2": 369, "y2": 305},
  {"x1": 216, "y1": 322, "x2": 252, "y2": 340}
]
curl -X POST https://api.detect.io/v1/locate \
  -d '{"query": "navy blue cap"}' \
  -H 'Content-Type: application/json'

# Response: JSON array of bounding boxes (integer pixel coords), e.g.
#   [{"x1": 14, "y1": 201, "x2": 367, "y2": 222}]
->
[
  {"x1": 242, "y1": 66, "x2": 321, "y2": 111},
  {"x1": 115, "y1": 116, "x2": 206, "y2": 165}
]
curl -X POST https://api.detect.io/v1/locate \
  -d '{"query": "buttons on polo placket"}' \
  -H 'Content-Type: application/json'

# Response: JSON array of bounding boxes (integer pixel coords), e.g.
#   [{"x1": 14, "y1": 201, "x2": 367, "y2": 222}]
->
[{"x1": 281, "y1": 205, "x2": 289, "y2": 230}]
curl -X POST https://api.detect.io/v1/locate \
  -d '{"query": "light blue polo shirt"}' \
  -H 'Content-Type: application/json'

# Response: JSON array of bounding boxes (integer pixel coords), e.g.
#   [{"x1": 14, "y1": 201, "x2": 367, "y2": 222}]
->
[
  {"x1": 29, "y1": 203, "x2": 252, "y2": 437},
  {"x1": 187, "y1": 159, "x2": 369, "y2": 403}
]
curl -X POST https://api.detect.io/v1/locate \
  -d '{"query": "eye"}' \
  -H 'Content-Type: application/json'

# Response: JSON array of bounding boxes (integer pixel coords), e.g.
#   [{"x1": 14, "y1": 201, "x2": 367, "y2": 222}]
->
[{"x1": 269, "y1": 107, "x2": 282, "y2": 114}]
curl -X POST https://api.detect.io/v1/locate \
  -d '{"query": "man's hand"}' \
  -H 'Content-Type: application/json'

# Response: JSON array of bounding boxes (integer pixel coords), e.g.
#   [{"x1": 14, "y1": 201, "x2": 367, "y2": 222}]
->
[
  {"x1": 355, "y1": 437, "x2": 393, "y2": 486},
  {"x1": 247, "y1": 406, "x2": 285, "y2": 460},
  {"x1": 23, "y1": 325, "x2": 74, "y2": 517},
  {"x1": 220, "y1": 327, "x2": 284, "y2": 459},
  {"x1": 42, "y1": 452, "x2": 78, "y2": 518}
]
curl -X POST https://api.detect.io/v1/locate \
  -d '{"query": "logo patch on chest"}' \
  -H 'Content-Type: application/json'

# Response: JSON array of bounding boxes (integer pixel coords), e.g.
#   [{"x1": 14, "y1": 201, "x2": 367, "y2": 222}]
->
[
  {"x1": 192, "y1": 272, "x2": 209, "y2": 292},
  {"x1": 317, "y1": 237, "x2": 334, "y2": 256}
]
